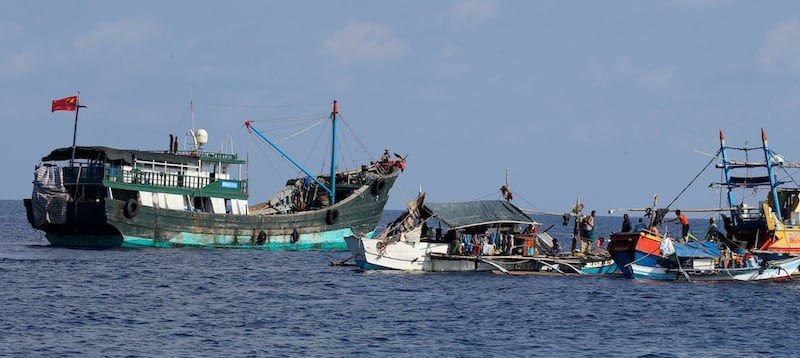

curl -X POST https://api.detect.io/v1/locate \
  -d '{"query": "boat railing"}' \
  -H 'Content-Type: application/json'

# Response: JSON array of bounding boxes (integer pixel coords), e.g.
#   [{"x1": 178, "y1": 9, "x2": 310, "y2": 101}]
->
[
  {"x1": 141, "y1": 150, "x2": 241, "y2": 162},
  {"x1": 104, "y1": 165, "x2": 248, "y2": 194}
]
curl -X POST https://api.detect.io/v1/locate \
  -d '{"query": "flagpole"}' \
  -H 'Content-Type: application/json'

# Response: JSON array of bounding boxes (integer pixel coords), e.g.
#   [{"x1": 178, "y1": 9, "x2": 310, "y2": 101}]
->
[{"x1": 70, "y1": 91, "x2": 81, "y2": 167}]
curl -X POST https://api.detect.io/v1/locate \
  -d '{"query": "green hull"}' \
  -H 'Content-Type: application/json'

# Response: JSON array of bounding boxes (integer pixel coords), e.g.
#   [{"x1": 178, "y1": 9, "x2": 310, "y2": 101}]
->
[{"x1": 27, "y1": 171, "x2": 397, "y2": 250}]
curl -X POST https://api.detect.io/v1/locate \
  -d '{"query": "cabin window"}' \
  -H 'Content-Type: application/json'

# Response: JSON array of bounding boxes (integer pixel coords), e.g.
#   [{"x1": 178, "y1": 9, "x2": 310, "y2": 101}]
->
[{"x1": 193, "y1": 196, "x2": 213, "y2": 213}]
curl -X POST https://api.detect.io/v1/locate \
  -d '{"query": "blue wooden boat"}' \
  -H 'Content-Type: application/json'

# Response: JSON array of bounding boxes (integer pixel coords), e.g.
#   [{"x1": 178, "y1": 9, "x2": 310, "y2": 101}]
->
[{"x1": 608, "y1": 197, "x2": 800, "y2": 282}]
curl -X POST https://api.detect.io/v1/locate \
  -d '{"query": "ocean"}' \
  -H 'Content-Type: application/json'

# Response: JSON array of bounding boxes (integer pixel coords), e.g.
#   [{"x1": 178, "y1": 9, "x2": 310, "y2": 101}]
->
[{"x1": 2, "y1": 199, "x2": 799, "y2": 357}]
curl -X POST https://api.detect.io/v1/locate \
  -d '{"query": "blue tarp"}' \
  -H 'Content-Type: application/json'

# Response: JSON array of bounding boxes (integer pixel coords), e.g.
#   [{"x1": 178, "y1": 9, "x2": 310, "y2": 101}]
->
[{"x1": 673, "y1": 240, "x2": 720, "y2": 258}]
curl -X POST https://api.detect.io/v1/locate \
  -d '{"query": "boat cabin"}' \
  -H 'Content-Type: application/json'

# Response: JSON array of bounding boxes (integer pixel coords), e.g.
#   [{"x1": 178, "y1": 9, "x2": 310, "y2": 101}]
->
[{"x1": 36, "y1": 146, "x2": 249, "y2": 215}]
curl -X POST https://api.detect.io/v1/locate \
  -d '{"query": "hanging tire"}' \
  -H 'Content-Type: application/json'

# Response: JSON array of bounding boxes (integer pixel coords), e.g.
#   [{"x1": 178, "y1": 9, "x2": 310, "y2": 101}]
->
[
  {"x1": 124, "y1": 199, "x2": 140, "y2": 219},
  {"x1": 290, "y1": 229, "x2": 300, "y2": 243},
  {"x1": 326, "y1": 209, "x2": 340, "y2": 225},
  {"x1": 256, "y1": 230, "x2": 267, "y2": 246},
  {"x1": 371, "y1": 178, "x2": 386, "y2": 196}
]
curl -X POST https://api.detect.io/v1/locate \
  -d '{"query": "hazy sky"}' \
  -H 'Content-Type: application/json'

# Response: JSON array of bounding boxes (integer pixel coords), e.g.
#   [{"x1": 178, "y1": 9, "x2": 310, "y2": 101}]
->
[{"x1": 4, "y1": 1, "x2": 800, "y2": 215}]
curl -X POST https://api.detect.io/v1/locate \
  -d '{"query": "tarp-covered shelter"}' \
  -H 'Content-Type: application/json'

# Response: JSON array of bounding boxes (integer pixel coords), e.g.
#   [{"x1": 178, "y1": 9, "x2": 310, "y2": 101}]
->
[{"x1": 422, "y1": 200, "x2": 534, "y2": 230}]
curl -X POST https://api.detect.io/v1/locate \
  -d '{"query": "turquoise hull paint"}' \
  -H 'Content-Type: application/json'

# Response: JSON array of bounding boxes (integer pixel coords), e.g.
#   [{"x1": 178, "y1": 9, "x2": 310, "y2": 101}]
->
[
  {"x1": 119, "y1": 228, "x2": 376, "y2": 251},
  {"x1": 580, "y1": 263, "x2": 618, "y2": 274},
  {"x1": 121, "y1": 229, "x2": 374, "y2": 251}
]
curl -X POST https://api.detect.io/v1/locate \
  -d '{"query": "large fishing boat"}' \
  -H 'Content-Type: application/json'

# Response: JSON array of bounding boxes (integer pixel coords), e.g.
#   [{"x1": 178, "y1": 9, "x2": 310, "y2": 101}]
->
[
  {"x1": 714, "y1": 129, "x2": 800, "y2": 254},
  {"x1": 24, "y1": 99, "x2": 402, "y2": 250}
]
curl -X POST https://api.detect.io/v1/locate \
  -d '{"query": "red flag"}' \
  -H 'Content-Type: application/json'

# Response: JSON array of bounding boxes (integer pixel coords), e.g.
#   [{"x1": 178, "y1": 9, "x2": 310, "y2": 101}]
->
[{"x1": 51, "y1": 96, "x2": 79, "y2": 112}]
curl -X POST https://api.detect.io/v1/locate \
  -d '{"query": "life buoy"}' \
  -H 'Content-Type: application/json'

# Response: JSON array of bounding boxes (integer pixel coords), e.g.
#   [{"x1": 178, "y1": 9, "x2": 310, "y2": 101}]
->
[
  {"x1": 371, "y1": 178, "x2": 386, "y2": 196},
  {"x1": 376, "y1": 241, "x2": 386, "y2": 250},
  {"x1": 290, "y1": 229, "x2": 300, "y2": 243},
  {"x1": 124, "y1": 199, "x2": 140, "y2": 219},
  {"x1": 326, "y1": 209, "x2": 340, "y2": 225}
]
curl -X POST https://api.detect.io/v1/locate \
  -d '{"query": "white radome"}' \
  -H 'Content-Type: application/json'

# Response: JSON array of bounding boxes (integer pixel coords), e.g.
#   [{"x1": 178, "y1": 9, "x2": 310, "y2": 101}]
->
[{"x1": 195, "y1": 129, "x2": 208, "y2": 145}]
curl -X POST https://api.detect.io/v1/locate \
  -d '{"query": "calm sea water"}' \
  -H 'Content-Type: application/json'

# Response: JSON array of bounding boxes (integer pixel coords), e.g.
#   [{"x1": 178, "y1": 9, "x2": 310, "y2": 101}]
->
[{"x1": 2, "y1": 199, "x2": 800, "y2": 357}]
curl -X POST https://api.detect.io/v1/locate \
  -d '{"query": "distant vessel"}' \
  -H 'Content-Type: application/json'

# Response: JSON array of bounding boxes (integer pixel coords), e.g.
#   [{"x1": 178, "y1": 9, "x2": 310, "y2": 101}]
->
[{"x1": 24, "y1": 100, "x2": 402, "y2": 249}]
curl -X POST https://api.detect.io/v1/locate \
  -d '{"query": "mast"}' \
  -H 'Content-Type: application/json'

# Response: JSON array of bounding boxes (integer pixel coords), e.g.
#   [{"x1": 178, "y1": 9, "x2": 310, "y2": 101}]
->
[
  {"x1": 330, "y1": 100, "x2": 338, "y2": 205},
  {"x1": 762, "y1": 128, "x2": 782, "y2": 220},
  {"x1": 190, "y1": 99, "x2": 196, "y2": 132},
  {"x1": 648, "y1": 194, "x2": 659, "y2": 229},
  {"x1": 70, "y1": 92, "x2": 87, "y2": 167},
  {"x1": 505, "y1": 168, "x2": 509, "y2": 189},
  {"x1": 719, "y1": 129, "x2": 738, "y2": 225}
]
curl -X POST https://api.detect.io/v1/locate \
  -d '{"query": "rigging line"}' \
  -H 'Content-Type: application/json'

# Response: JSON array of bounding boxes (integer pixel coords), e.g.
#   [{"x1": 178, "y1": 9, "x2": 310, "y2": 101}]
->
[
  {"x1": 194, "y1": 101, "x2": 330, "y2": 109},
  {"x1": 176, "y1": 102, "x2": 192, "y2": 129},
  {"x1": 308, "y1": 118, "x2": 329, "y2": 177},
  {"x1": 470, "y1": 191, "x2": 498, "y2": 202},
  {"x1": 335, "y1": 125, "x2": 356, "y2": 173},
  {"x1": 726, "y1": 146, "x2": 763, "y2": 151},
  {"x1": 392, "y1": 184, "x2": 411, "y2": 211},
  {"x1": 246, "y1": 122, "x2": 323, "y2": 186},
  {"x1": 665, "y1": 149, "x2": 722, "y2": 209},
  {"x1": 248, "y1": 132, "x2": 288, "y2": 190},
  {"x1": 780, "y1": 166, "x2": 800, "y2": 187},
  {"x1": 250, "y1": 113, "x2": 328, "y2": 122},
  {"x1": 337, "y1": 114, "x2": 379, "y2": 163},
  {"x1": 516, "y1": 193, "x2": 546, "y2": 214},
  {"x1": 273, "y1": 118, "x2": 326, "y2": 144}
]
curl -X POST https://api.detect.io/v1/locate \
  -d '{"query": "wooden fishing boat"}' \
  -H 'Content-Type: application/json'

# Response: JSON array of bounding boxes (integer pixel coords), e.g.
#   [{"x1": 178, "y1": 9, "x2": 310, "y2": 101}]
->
[
  {"x1": 24, "y1": 100, "x2": 402, "y2": 250},
  {"x1": 608, "y1": 196, "x2": 800, "y2": 282},
  {"x1": 714, "y1": 129, "x2": 800, "y2": 255},
  {"x1": 609, "y1": 230, "x2": 800, "y2": 281},
  {"x1": 345, "y1": 194, "x2": 616, "y2": 274}
]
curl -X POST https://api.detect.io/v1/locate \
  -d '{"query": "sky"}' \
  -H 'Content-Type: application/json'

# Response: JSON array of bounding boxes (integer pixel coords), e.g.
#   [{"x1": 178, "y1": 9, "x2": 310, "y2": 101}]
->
[{"x1": 4, "y1": 1, "x2": 800, "y2": 215}]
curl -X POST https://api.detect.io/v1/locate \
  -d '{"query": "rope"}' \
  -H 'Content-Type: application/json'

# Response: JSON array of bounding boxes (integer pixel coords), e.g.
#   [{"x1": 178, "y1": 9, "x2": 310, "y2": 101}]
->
[
  {"x1": 193, "y1": 101, "x2": 329, "y2": 109},
  {"x1": 665, "y1": 149, "x2": 721, "y2": 209},
  {"x1": 337, "y1": 114, "x2": 379, "y2": 164},
  {"x1": 625, "y1": 249, "x2": 658, "y2": 268},
  {"x1": 273, "y1": 119, "x2": 325, "y2": 144}
]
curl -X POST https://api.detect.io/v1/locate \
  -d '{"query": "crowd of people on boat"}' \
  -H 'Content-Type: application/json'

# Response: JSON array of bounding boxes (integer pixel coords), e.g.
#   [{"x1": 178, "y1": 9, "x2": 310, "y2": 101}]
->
[{"x1": 449, "y1": 232, "x2": 520, "y2": 256}]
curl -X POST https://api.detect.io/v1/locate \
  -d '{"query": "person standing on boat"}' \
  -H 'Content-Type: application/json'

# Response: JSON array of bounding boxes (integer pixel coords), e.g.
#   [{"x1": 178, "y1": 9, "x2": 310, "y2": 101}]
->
[
  {"x1": 621, "y1": 213, "x2": 632, "y2": 233},
  {"x1": 720, "y1": 244, "x2": 732, "y2": 268},
  {"x1": 581, "y1": 210, "x2": 596, "y2": 254},
  {"x1": 500, "y1": 186, "x2": 513, "y2": 202},
  {"x1": 380, "y1": 148, "x2": 391, "y2": 163},
  {"x1": 705, "y1": 217, "x2": 722, "y2": 241},
  {"x1": 667, "y1": 210, "x2": 690, "y2": 240}
]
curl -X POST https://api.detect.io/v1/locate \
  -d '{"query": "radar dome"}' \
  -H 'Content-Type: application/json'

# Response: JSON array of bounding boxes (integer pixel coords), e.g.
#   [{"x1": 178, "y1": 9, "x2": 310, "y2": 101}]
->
[{"x1": 195, "y1": 129, "x2": 208, "y2": 145}]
